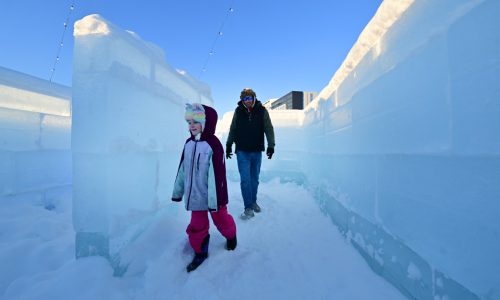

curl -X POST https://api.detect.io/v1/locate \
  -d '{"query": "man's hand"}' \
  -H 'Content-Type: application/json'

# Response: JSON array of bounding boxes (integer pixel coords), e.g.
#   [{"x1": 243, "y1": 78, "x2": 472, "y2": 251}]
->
[
  {"x1": 226, "y1": 145, "x2": 233, "y2": 159},
  {"x1": 266, "y1": 147, "x2": 274, "y2": 159}
]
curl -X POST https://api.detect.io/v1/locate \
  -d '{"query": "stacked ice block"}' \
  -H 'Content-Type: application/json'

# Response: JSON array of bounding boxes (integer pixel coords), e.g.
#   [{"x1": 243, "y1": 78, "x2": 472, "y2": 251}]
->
[
  {"x1": 72, "y1": 14, "x2": 213, "y2": 266},
  {"x1": 0, "y1": 66, "x2": 72, "y2": 205}
]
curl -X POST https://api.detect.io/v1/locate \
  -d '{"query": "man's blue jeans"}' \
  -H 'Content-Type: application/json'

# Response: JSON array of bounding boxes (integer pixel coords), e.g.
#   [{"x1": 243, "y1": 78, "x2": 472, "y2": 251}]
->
[{"x1": 236, "y1": 151, "x2": 262, "y2": 209}]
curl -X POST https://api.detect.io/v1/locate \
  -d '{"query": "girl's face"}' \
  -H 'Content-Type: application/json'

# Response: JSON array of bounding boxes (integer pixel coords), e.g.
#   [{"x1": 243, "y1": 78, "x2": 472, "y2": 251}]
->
[{"x1": 188, "y1": 120, "x2": 202, "y2": 135}]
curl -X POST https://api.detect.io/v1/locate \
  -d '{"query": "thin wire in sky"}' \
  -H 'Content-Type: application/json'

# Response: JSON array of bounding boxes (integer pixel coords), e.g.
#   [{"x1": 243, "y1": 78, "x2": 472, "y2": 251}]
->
[
  {"x1": 49, "y1": 0, "x2": 75, "y2": 83},
  {"x1": 198, "y1": 0, "x2": 236, "y2": 79}
]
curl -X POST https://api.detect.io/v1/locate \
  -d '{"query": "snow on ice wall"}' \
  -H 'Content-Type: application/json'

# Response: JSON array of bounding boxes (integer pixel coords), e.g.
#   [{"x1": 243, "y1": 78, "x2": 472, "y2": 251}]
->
[
  {"x1": 72, "y1": 14, "x2": 213, "y2": 267},
  {"x1": 0, "y1": 66, "x2": 71, "y2": 205},
  {"x1": 299, "y1": 0, "x2": 500, "y2": 299}
]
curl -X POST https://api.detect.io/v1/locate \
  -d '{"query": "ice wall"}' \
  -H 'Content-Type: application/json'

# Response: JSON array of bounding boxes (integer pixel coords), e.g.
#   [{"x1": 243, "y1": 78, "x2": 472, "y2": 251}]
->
[
  {"x1": 72, "y1": 15, "x2": 213, "y2": 269},
  {"x1": 0, "y1": 66, "x2": 71, "y2": 205},
  {"x1": 301, "y1": 0, "x2": 499, "y2": 299}
]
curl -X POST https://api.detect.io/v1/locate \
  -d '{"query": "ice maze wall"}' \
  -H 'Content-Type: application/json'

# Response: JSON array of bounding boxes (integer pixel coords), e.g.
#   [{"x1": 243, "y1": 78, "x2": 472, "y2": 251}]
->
[
  {"x1": 297, "y1": 1, "x2": 500, "y2": 299},
  {"x1": 0, "y1": 66, "x2": 72, "y2": 206},
  {"x1": 71, "y1": 15, "x2": 213, "y2": 270}
]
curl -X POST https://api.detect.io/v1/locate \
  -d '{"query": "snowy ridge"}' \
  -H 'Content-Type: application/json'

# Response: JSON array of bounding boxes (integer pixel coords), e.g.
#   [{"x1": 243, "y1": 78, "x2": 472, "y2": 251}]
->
[
  {"x1": 309, "y1": 0, "x2": 415, "y2": 110},
  {"x1": 0, "y1": 66, "x2": 71, "y2": 116}
]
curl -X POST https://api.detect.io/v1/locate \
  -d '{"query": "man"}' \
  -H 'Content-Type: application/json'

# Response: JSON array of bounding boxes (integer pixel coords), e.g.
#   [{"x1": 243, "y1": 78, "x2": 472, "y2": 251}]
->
[{"x1": 226, "y1": 88, "x2": 275, "y2": 220}]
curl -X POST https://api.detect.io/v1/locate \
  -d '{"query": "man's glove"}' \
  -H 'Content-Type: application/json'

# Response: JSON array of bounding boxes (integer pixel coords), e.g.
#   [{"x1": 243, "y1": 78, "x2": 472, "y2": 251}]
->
[
  {"x1": 266, "y1": 147, "x2": 274, "y2": 159},
  {"x1": 226, "y1": 145, "x2": 233, "y2": 159}
]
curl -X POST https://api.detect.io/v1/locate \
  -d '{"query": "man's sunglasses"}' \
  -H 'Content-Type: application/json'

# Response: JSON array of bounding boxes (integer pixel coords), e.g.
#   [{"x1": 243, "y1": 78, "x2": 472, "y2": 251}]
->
[{"x1": 242, "y1": 96, "x2": 254, "y2": 101}]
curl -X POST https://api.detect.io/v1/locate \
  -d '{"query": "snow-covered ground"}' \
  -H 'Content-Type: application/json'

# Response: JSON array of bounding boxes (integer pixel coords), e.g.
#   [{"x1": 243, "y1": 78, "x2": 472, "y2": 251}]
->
[{"x1": 0, "y1": 179, "x2": 405, "y2": 300}]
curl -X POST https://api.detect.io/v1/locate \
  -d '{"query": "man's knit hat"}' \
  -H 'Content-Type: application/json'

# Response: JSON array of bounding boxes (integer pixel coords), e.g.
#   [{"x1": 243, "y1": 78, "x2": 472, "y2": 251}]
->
[
  {"x1": 240, "y1": 88, "x2": 256, "y2": 100},
  {"x1": 185, "y1": 103, "x2": 206, "y2": 130}
]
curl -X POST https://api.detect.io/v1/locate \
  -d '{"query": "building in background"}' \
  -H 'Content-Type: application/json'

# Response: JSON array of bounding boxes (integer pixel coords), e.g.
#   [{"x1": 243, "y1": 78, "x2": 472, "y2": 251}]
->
[
  {"x1": 267, "y1": 91, "x2": 317, "y2": 110},
  {"x1": 262, "y1": 98, "x2": 277, "y2": 109}
]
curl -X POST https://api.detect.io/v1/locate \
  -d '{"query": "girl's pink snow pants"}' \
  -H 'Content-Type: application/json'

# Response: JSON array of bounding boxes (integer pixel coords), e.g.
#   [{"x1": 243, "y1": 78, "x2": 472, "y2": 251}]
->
[{"x1": 186, "y1": 205, "x2": 236, "y2": 253}]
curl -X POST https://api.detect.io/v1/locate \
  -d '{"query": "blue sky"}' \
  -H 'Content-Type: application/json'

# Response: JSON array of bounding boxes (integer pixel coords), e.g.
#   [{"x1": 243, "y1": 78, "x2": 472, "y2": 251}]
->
[{"x1": 0, "y1": 0, "x2": 382, "y2": 114}]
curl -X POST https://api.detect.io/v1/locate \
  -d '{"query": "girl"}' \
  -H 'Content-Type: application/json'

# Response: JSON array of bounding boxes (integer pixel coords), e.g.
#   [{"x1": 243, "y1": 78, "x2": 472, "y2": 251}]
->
[{"x1": 172, "y1": 103, "x2": 237, "y2": 272}]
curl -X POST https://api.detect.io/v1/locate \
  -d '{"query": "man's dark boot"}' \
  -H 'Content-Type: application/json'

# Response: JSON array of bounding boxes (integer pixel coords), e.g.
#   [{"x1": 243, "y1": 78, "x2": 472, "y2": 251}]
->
[
  {"x1": 226, "y1": 236, "x2": 237, "y2": 251},
  {"x1": 187, "y1": 234, "x2": 210, "y2": 272}
]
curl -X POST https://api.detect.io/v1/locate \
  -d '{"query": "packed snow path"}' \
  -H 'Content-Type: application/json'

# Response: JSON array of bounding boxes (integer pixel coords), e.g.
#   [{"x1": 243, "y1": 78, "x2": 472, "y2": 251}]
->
[{"x1": 1, "y1": 180, "x2": 406, "y2": 299}]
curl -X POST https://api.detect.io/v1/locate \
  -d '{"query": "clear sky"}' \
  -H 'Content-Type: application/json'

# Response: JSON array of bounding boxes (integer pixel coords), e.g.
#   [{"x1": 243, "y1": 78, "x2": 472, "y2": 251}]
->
[{"x1": 0, "y1": 0, "x2": 382, "y2": 114}]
